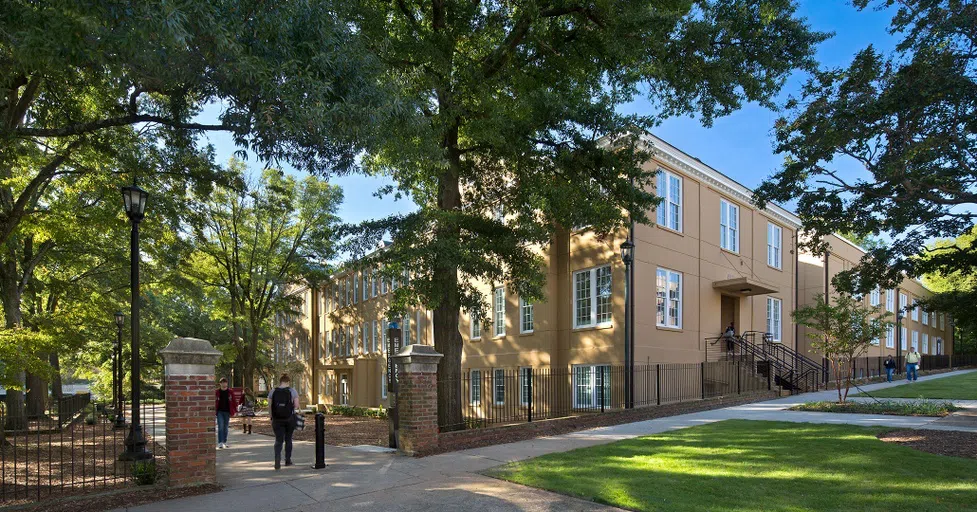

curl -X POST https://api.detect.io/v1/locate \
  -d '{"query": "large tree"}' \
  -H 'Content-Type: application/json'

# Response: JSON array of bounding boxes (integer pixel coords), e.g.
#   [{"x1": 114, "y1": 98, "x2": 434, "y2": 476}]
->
[
  {"x1": 754, "y1": 0, "x2": 977, "y2": 294},
  {"x1": 337, "y1": 0, "x2": 826, "y2": 428},
  {"x1": 921, "y1": 225, "x2": 977, "y2": 354}
]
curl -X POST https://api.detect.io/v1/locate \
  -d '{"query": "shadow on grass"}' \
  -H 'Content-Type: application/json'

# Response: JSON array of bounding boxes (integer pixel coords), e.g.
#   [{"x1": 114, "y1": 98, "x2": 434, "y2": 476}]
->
[{"x1": 484, "y1": 420, "x2": 977, "y2": 512}]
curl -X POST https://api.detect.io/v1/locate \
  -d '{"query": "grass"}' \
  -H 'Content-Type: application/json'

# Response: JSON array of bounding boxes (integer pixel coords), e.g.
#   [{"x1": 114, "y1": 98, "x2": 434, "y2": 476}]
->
[
  {"x1": 485, "y1": 420, "x2": 977, "y2": 512},
  {"x1": 791, "y1": 400, "x2": 960, "y2": 417},
  {"x1": 854, "y1": 371, "x2": 977, "y2": 400}
]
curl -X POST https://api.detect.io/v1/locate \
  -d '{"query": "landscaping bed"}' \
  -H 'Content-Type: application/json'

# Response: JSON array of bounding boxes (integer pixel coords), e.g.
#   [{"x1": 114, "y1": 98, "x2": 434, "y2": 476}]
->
[
  {"x1": 249, "y1": 414, "x2": 387, "y2": 446},
  {"x1": 790, "y1": 400, "x2": 959, "y2": 417},
  {"x1": 853, "y1": 371, "x2": 977, "y2": 400},
  {"x1": 878, "y1": 429, "x2": 977, "y2": 460},
  {"x1": 485, "y1": 419, "x2": 977, "y2": 512}
]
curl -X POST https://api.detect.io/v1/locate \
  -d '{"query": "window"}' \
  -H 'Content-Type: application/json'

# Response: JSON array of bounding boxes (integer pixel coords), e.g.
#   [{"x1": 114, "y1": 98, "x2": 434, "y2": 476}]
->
[
  {"x1": 372, "y1": 321, "x2": 379, "y2": 353},
  {"x1": 494, "y1": 369, "x2": 505, "y2": 405},
  {"x1": 403, "y1": 313, "x2": 412, "y2": 345},
  {"x1": 470, "y1": 370, "x2": 481, "y2": 405},
  {"x1": 901, "y1": 327, "x2": 908, "y2": 350},
  {"x1": 870, "y1": 288, "x2": 880, "y2": 307},
  {"x1": 899, "y1": 293, "x2": 907, "y2": 314},
  {"x1": 520, "y1": 297, "x2": 534, "y2": 333},
  {"x1": 922, "y1": 333, "x2": 929, "y2": 354},
  {"x1": 656, "y1": 170, "x2": 682, "y2": 231},
  {"x1": 573, "y1": 265, "x2": 613, "y2": 328},
  {"x1": 911, "y1": 300, "x2": 919, "y2": 321},
  {"x1": 911, "y1": 330, "x2": 919, "y2": 351},
  {"x1": 372, "y1": 271, "x2": 378, "y2": 298},
  {"x1": 381, "y1": 318, "x2": 388, "y2": 354},
  {"x1": 493, "y1": 287, "x2": 506, "y2": 337},
  {"x1": 940, "y1": 313, "x2": 945, "y2": 331},
  {"x1": 720, "y1": 199, "x2": 739, "y2": 252},
  {"x1": 767, "y1": 223, "x2": 782, "y2": 269},
  {"x1": 470, "y1": 311, "x2": 481, "y2": 340},
  {"x1": 381, "y1": 273, "x2": 388, "y2": 294},
  {"x1": 656, "y1": 268, "x2": 682, "y2": 328},
  {"x1": 356, "y1": 273, "x2": 362, "y2": 304},
  {"x1": 363, "y1": 322, "x2": 370, "y2": 352},
  {"x1": 519, "y1": 367, "x2": 531, "y2": 406},
  {"x1": 381, "y1": 370, "x2": 388, "y2": 399},
  {"x1": 572, "y1": 365, "x2": 610, "y2": 409},
  {"x1": 886, "y1": 290, "x2": 895, "y2": 312},
  {"x1": 766, "y1": 297, "x2": 782, "y2": 342},
  {"x1": 922, "y1": 310, "x2": 929, "y2": 326},
  {"x1": 886, "y1": 326, "x2": 895, "y2": 348},
  {"x1": 354, "y1": 325, "x2": 360, "y2": 354}
]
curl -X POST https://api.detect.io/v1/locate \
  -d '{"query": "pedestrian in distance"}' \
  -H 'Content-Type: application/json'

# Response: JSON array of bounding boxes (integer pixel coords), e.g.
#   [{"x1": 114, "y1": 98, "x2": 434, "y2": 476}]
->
[
  {"x1": 239, "y1": 387, "x2": 257, "y2": 434},
  {"x1": 215, "y1": 377, "x2": 237, "y2": 449},
  {"x1": 270, "y1": 373, "x2": 300, "y2": 470},
  {"x1": 724, "y1": 322, "x2": 736, "y2": 357},
  {"x1": 884, "y1": 355, "x2": 896, "y2": 383},
  {"x1": 906, "y1": 347, "x2": 921, "y2": 382}
]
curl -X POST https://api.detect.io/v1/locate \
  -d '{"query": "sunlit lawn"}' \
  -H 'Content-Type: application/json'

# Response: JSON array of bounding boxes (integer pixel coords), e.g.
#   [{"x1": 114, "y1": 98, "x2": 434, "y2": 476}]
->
[
  {"x1": 855, "y1": 371, "x2": 977, "y2": 400},
  {"x1": 485, "y1": 420, "x2": 977, "y2": 511}
]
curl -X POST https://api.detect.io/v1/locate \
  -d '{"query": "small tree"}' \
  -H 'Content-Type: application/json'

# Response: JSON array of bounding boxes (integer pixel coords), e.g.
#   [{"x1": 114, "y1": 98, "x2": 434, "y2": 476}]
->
[{"x1": 794, "y1": 294, "x2": 890, "y2": 403}]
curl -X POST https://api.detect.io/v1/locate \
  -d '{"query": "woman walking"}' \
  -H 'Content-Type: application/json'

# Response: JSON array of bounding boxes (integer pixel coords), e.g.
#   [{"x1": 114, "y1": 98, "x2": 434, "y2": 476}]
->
[
  {"x1": 239, "y1": 387, "x2": 257, "y2": 434},
  {"x1": 270, "y1": 374, "x2": 300, "y2": 470}
]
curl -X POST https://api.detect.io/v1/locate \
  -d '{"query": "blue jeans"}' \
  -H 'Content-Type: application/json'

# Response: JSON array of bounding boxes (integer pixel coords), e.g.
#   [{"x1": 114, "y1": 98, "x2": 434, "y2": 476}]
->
[
  {"x1": 906, "y1": 363, "x2": 918, "y2": 381},
  {"x1": 886, "y1": 368, "x2": 894, "y2": 382},
  {"x1": 216, "y1": 411, "x2": 230, "y2": 444}
]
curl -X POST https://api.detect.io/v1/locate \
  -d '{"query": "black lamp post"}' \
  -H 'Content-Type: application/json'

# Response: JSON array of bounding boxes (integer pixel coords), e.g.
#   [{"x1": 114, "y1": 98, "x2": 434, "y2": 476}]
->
[
  {"x1": 113, "y1": 311, "x2": 127, "y2": 429},
  {"x1": 120, "y1": 183, "x2": 151, "y2": 461},
  {"x1": 620, "y1": 239, "x2": 635, "y2": 409},
  {"x1": 895, "y1": 312, "x2": 905, "y2": 375}
]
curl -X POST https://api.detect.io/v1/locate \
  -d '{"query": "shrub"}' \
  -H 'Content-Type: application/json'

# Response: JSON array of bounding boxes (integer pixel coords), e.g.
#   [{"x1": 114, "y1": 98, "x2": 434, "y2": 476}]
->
[
  {"x1": 791, "y1": 400, "x2": 959, "y2": 417},
  {"x1": 85, "y1": 412, "x2": 98, "y2": 425},
  {"x1": 327, "y1": 405, "x2": 387, "y2": 420},
  {"x1": 131, "y1": 461, "x2": 158, "y2": 485}
]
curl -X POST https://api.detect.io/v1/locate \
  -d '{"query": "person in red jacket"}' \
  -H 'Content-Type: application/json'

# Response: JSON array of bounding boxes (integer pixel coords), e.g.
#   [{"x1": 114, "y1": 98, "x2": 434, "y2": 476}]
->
[{"x1": 215, "y1": 378, "x2": 237, "y2": 449}]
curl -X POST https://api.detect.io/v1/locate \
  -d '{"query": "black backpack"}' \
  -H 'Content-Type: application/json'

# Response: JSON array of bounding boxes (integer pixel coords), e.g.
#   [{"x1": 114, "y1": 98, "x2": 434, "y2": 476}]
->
[{"x1": 271, "y1": 387, "x2": 294, "y2": 420}]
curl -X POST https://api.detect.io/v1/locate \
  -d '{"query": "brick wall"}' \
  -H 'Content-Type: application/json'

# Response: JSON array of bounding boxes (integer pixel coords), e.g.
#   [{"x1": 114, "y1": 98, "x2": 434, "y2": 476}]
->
[
  {"x1": 165, "y1": 374, "x2": 217, "y2": 487},
  {"x1": 396, "y1": 371, "x2": 439, "y2": 455}
]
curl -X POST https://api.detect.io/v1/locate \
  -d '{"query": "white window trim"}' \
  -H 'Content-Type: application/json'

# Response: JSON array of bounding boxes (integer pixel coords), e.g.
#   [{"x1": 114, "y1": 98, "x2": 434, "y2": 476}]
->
[
  {"x1": 767, "y1": 222, "x2": 782, "y2": 269},
  {"x1": 766, "y1": 297, "x2": 783, "y2": 342},
  {"x1": 519, "y1": 367, "x2": 530, "y2": 406},
  {"x1": 911, "y1": 330, "x2": 919, "y2": 351},
  {"x1": 571, "y1": 364, "x2": 610, "y2": 409},
  {"x1": 493, "y1": 368, "x2": 505, "y2": 405},
  {"x1": 901, "y1": 327, "x2": 908, "y2": 350},
  {"x1": 656, "y1": 268, "x2": 683, "y2": 328},
  {"x1": 656, "y1": 169, "x2": 682, "y2": 232},
  {"x1": 886, "y1": 290, "x2": 895, "y2": 312},
  {"x1": 911, "y1": 300, "x2": 919, "y2": 322},
  {"x1": 720, "y1": 199, "x2": 740, "y2": 253},
  {"x1": 573, "y1": 265, "x2": 613, "y2": 329},
  {"x1": 520, "y1": 297, "x2": 534, "y2": 334},
  {"x1": 886, "y1": 326, "x2": 895, "y2": 348},
  {"x1": 493, "y1": 287, "x2": 506, "y2": 337},
  {"x1": 470, "y1": 370, "x2": 482, "y2": 406},
  {"x1": 870, "y1": 288, "x2": 880, "y2": 307}
]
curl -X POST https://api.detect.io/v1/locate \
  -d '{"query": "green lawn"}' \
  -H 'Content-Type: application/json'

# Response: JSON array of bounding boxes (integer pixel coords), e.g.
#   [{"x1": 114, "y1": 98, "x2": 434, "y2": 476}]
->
[
  {"x1": 485, "y1": 420, "x2": 977, "y2": 512},
  {"x1": 854, "y1": 371, "x2": 977, "y2": 400}
]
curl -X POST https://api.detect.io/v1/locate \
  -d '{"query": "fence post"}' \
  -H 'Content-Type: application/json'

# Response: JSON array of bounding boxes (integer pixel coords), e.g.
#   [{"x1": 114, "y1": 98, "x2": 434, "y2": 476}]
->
[
  {"x1": 527, "y1": 368, "x2": 533, "y2": 423},
  {"x1": 700, "y1": 362, "x2": 706, "y2": 400},
  {"x1": 656, "y1": 364, "x2": 661, "y2": 406},
  {"x1": 598, "y1": 368, "x2": 604, "y2": 413},
  {"x1": 736, "y1": 361, "x2": 741, "y2": 395},
  {"x1": 767, "y1": 366, "x2": 772, "y2": 391}
]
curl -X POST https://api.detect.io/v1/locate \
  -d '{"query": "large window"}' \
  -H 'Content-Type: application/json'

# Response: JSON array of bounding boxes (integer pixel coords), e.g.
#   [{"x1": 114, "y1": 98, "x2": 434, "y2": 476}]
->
[
  {"x1": 656, "y1": 268, "x2": 682, "y2": 328},
  {"x1": 470, "y1": 311, "x2": 481, "y2": 340},
  {"x1": 573, "y1": 265, "x2": 613, "y2": 328},
  {"x1": 870, "y1": 288, "x2": 880, "y2": 306},
  {"x1": 899, "y1": 293, "x2": 908, "y2": 314},
  {"x1": 767, "y1": 223, "x2": 782, "y2": 269},
  {"x1": 372, "y1": 321, "x2": 379, "y2": 353},
  {"x1": 901, "y1": 327, "x2": 908, "y2": 350},
  {"x1": 519, "y1": 367, "x2": 531, "y2": 406},
  {"x1": 494, "y1": 287, "x2": 506, "y2": 337},
  {"x1": 922, "y1": 333, "x2": 929, "y2": 354},
  {"x1": 922, "y1": 310, "x2": 929, "y2": 326},
  {"x1": 886, "y1": 290, "x2": 895, "y2": 312},
  {"x1": 767, "y1": 297, "x2": 783, "y2": 342},
  {"x1": 886, "y1": 325, "x2": 895, "y2": 348},
  {"x1": 354, "y1": 325, "x2": 360, "y2": 354},
  {"x1": 720, "y1": 199, "x2": 739, "y2": 252},
  {"x1": 494, "y1": 368, "x2": 505, "y2": 405},
  {"x1": 911, "y1": 330, "x2": 919, "y2": 351},
  {"x1": 572, "y1": 365, "x2": 610, "y2": 409},
  {"x1": 656, "y1": 170, "x2": 682, "y2": 231},
  {"x1": 470, "y1": 370, "x2": 482, "y2": 406},
  {"x1": 403, "y1": 313, "x2": 412, "y2": 346},
  {"x1": 911, "y1": 300, "x2": 919, "y2": 321},
  {"x1": 381, "y1": 318, "x2": 388, "y2": 353},
  {"x1": 520, "y1": 297, "x2": 534, "y2": 333}
]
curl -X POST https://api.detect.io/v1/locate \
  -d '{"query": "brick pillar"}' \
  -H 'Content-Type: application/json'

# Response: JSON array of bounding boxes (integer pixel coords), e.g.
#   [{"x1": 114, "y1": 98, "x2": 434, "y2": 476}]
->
[
  {"x1": 159, "y1": 337, "x2": 222, "y2": 488},
  {"x1": 392, "y1": 344, "x2": 443, "y2": 456}
]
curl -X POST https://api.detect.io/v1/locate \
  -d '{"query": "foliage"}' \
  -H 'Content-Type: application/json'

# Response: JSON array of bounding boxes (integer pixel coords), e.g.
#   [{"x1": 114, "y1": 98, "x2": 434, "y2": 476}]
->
[
  {"x1": 794, "y1": 293, "x2": 890, "y2": 403},
  {"x1": 487, "y1": 420, "x2": 977, "y2": 512},
  {"x1": 327, "y1": 404, "x2": 387, "y2": 420},
  {"x1": 791, "y1": 400, "x2": 958, "y2": 417},
  {"x1": 921, "y1": 226, "x2": 977, "y2": 354},
  {"x1": 336, "y1": 0, "x2": 827, "y2": 428},
  {"x1": 754, "y1": 0, "x2": 977, "y2": 296},
  {"x1": 131, "y1": 461, "x2": 158, "y2": 486}
]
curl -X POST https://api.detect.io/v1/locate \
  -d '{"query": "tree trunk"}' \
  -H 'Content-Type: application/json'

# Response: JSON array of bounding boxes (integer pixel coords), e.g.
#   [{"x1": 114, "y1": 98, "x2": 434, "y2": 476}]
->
[
  {"x1": 49, "y1": 352, "x2": 63, "y2": 401},
  {"x1": 25, "y1": 368, "x2": 47, "y2": 418},
  {"x1": 433, "y1": 305, "x2": 464, "y2": 430},
  {"x1": 1, "y1": 253, "x2": 26, "y2": 430},
  {"x1": 242, "y1": 327, "x2": 258, "y2": 391}
]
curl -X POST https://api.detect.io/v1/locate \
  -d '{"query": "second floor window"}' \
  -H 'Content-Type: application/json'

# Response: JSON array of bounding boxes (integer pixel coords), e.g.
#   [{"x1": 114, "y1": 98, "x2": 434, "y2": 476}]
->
[
  {"x1": 720, "y1": 199, "x2": 739, "y2": 252},
  {"x1": 922, "y1": 310, "x2": 929, "y2": 325},
  {"x1": 520, "y1": 297, "x2": 534, "y2": 333},
  {"x1": 656, "y1": 268, "x2": 682, "y2": 328},
  {"x1": 886, "y1": 325, "x2": 895, "y2": 348},
  {"x1": 470, "y1": 310, "x2": 481, "y2": 340},
  {"x1": 870, "y1": 288, "x2": 880, "y2": 306},
  {"x1": 911, "y1": 300, "x2": 919, "y2": 321},
  {"x1": 886, "y1": 290, "x2": 895, "y2": 312},
  {"x1": 573, "y1": 265, "x2": 613, "y2": 328},
  {"x1": 494, "y1": 287, "x2": 506, "y2": 337},
  {"x1": 656, "y1": 170, "x2": 682, "y2": 231},
  {"x1": 766, "y1": 223, "x2": 782, "y2": 269}
]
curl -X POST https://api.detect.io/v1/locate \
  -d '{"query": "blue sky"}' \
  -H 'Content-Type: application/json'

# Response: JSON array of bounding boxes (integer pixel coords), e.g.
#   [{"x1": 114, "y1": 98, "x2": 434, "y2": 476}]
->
[{"x1": 198, "y1": 0, "x2": 899, "y2": 225}]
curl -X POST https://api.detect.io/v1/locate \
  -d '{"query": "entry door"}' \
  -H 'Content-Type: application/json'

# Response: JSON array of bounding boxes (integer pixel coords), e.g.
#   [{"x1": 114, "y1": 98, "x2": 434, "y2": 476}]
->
[
  {"x1": 720, "y1": 295, "x2": 738, "y2": 335},
  {"x1": 340, "y1": 374, "x2": 349, "y2": 405}
]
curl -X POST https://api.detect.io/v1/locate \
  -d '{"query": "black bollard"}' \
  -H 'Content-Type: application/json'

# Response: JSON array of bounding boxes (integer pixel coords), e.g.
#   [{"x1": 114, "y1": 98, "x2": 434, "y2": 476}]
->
[{"x1": 312, "y1": 412, "x2": 326, "y2": 469}]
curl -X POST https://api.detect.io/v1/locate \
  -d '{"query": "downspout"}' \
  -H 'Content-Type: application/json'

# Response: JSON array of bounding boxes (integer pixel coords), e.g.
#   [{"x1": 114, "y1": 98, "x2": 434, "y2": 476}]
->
[{"x1": 793, "y1": 231, "x2": 799, "y2": 354}]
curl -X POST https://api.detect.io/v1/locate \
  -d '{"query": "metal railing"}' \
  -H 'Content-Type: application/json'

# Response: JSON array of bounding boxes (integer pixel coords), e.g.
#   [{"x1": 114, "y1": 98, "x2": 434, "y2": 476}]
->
[
  {"x1": 705, "y1": 332, "x2": 824, "y2": 393},
  {"x1": 436, "y1": 362, "x2": 772, "y2": 431}
]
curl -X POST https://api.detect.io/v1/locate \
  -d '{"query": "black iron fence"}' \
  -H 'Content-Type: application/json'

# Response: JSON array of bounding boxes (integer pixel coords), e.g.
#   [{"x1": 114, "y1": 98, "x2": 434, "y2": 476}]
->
[
  {"x1": 826, "y1": 353, "x2": 977, "y2": 382},
  {"x1": 1, "y1": 394, "x2": 165, "y2": 506},
  {"x1": 437, "y1": 361, "x2": 772, "y2": 431}
]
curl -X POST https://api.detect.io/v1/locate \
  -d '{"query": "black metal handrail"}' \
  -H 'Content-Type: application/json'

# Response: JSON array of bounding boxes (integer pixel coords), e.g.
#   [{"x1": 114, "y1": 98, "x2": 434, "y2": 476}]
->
[{"x1": 706, "y1": 332, "x2": 824, "y2": 393}]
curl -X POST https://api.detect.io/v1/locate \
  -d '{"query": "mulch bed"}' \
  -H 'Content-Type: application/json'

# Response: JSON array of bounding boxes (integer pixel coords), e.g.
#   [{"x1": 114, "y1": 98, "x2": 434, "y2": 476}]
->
[
  {"x1": 878, "y1": 429, "x2": 977, "y2": 459},
  {"x1": 249, "y1": 414, "x2": 387, "y2": 446},
  {"x1": 8, "y1": 483, "x2": 222, "y2": 512}
]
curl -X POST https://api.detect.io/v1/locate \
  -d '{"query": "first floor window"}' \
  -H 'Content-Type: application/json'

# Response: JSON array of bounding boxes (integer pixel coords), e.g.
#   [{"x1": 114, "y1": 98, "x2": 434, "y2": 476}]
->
[
  {"x1": 912, "y1": 330, "x2": 919, "y2": 351},
  {"x1": 766, "y1": 297, "x2": 783, "y2": 342},
  {"x1": 572, "y1": 365, "x2": 610, "y2": 409},
  {"x1": 573, "y1": 265, "x2": 613, "y2": 328},
  {"x1": 519, "y1": 367, "x2": 531, "y2": 406},
  {"x1": 520, "y1": 297, "x2": 534, "y2": 333},
  {"x1": 656, "y1": 268, "x2": 682, "y2": 328},
  {"x1": 922, "y1": 333, "x2": 930, "y2": 354},
  {"x1": 470, "y1": 370, "x2": 482, "y2": 405},
  {"x1": 494, "y1": 368, "x2": 506, "y2": 405}
]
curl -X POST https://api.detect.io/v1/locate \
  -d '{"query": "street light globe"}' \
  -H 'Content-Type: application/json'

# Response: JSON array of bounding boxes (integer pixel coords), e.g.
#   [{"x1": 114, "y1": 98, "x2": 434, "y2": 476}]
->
[
  {"x1": 120, "y1": 184, "x2": 149, "y2": 220},
  {"x1": 114, "y1": 311, "x2": 125, "y2": 327},
  {"x1": 620, "y1": 240, "x2": 635, "y2": 265}
]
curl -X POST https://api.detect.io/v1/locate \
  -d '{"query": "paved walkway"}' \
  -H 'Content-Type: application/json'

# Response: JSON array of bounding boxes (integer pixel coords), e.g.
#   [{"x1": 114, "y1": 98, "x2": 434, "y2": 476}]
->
[{"x1": 114, "y1": 369, "x2": 977, "y2": 512}]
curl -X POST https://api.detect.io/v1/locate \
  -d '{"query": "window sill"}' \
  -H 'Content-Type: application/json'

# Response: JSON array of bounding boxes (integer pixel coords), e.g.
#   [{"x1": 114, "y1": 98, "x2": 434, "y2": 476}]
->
[
  {"x1": 572, "y1": 323, "x2": 613, "y2": 333},
  {"x1": 656, "y1": 224, "x2": 684, "y2": 237},
  {"x1": 767, "y1": 264, "x2": 783, "y2": 272},
  {"x1": 656, "y1": 325, "x2": 683, "y2": 332},
  {"x1": 720, "y1": 247, "x2": 741, "y2": 257},
  {"x1": 519, "y1": 331, "x2": 535, "y2": 336}
]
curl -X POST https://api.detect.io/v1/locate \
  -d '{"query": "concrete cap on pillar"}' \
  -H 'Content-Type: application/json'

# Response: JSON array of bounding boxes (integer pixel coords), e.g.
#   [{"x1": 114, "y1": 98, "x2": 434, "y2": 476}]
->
[
  {"x1": 392, "y1": 344, "x2": 443, "y2": 374},
  {"x1": 160, "y1": 337, "x2": 222, "y2": 376}
]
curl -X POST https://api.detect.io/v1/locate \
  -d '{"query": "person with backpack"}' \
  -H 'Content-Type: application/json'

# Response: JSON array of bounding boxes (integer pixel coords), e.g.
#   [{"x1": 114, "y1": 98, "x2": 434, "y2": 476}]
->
[
  {"x1": 269, "y1": 373, "x2": 300, "y2": 470},
  {"x1": 214, "y1": 377, "x2": 236, "y2": 449},
  {"x1": 906, "y1": 347, "x2": 922, "y2": 382},
  {"x1": 884, "y1": 355, "x2": 897, "y2": 383}
]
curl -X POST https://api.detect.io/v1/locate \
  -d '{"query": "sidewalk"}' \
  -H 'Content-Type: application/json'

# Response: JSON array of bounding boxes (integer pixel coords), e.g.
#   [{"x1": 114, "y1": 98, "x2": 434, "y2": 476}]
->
[{"x1": 115, "y1": 368, "x2": 976, "y2": 512}]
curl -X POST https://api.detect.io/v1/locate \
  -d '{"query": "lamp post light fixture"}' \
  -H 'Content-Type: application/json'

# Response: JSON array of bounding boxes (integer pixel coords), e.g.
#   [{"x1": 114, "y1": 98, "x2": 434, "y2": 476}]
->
[
  {"x1": 119, "y1": 183, "x2": 152, "y2": 461},
  {"x1": 113, "y1": 311, "x2": 127, "y2": 429},
  {"x1": 620, "y1": 239, "x2": 635, "y2": 409}
]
